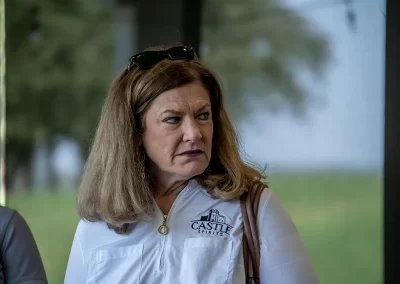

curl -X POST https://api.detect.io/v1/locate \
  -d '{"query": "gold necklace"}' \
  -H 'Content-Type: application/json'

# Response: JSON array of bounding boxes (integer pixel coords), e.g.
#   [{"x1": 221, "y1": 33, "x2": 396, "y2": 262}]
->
[{"x1": 158, "y1": 214, "x2": 169, "y2": 235}]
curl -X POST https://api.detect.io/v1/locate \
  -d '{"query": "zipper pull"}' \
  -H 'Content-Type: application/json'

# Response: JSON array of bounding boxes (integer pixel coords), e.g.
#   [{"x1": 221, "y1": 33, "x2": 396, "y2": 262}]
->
[{"x1": 158, "y1": 214, "x2": 169, "y2": 235}]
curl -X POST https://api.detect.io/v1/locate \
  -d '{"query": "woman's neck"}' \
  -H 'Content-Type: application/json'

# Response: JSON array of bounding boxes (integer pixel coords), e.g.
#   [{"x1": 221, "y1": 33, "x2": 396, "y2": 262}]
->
[{"x1": 152, "y1": 179, "x2": 190, "y2": 215}]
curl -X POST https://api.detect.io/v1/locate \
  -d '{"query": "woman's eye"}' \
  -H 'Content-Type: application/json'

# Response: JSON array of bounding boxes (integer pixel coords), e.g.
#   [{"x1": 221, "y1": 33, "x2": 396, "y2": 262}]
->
[
  {"x1": 198, "y1": 112, "x2": 210, "y2": 120},
  {"x1": 163, "y1": 117, "x2": 181, "y2": 124}
]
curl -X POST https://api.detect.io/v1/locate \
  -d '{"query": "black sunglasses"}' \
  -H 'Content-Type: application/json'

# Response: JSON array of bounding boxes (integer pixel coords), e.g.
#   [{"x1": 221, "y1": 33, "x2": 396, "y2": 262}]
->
[{"x1": 127, "y1": 45, "x2": 195, "y2": 71}]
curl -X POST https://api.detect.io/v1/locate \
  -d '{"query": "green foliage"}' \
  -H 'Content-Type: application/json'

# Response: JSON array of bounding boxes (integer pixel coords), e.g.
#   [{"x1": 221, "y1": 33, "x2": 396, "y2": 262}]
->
[
  {"x1": 4, "y1": 0, "x2": 332, "y2": 188},
  {"x1": 5, "y1": 0, "x2": 332, "y2": 146},
  {"x1": 5, "y1": 0, "x2": 113, "y2": 146},
  {"x1": 8, "y1": 172, "x2": 382, "y2": 284},
  {"x1": 5, "y1": 0, "x2": 114, "y2": 186},
  {"x1": 202, "y1": 0, "x2": 331, "y2": 118}
]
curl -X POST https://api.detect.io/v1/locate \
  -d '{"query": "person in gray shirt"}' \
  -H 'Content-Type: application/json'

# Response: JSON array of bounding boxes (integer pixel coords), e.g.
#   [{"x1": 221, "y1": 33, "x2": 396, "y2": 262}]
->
[{"x1": 0, "y1": 206, "x2": 47, "y2": 284}]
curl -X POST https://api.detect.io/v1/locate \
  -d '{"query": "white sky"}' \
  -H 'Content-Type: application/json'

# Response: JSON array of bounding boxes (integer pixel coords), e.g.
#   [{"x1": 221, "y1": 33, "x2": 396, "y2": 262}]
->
[{"x1": 239, "y1": 0, "x2": 386, "y2": 171}]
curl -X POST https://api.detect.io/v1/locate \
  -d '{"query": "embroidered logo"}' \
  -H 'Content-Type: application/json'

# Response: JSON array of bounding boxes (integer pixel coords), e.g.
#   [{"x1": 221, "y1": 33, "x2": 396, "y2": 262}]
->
[{"x1": 191, "y1": 209, "x2": 233, "y2": 236}]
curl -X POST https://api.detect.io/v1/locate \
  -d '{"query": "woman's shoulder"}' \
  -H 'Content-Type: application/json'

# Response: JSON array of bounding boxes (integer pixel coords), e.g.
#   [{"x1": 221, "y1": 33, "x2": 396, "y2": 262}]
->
[
  {"x1": 75, "y1": 219, "x2": 120, "y2": 239},
  {"x1": 258, "y1": 185, "x2": 274, "y2": 209},
  {"x1": 255, "y1": 186, "x2": 300, "y2": 240},
  {"x1": 245, "y1": 181, "x2": 273, "y2": 209},
  {"x1": 255, "y1": 185, "x2": 289, "y2": 218},
  {"x1": 76, "y1": 218, "x2": 106, "y2": 233},
  {"x1": 74, "y1": 219, "x2": 128, "y2": 251}
]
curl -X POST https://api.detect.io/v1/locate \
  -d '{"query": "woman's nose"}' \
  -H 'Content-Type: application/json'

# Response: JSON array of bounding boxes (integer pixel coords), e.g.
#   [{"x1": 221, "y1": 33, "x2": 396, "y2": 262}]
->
[{"x1": 182, "y1": 120, "x2": 202, "y2": 142}]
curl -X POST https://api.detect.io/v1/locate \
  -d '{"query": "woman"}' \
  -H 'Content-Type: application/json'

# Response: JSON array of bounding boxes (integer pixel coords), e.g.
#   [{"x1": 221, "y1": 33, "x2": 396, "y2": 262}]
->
[
  {"x1": 0, "y1": 206, "x2": 47, "y2": 284},
  {"x1": 65, "y1": 45, "x2": 318, "y2": 283}
]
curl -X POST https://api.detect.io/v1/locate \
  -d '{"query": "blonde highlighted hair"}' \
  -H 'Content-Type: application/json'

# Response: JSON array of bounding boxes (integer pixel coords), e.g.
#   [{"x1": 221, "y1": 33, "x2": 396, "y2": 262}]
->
[{"x1": 78, "y1": 46, "x2": 265, "y2": 234}]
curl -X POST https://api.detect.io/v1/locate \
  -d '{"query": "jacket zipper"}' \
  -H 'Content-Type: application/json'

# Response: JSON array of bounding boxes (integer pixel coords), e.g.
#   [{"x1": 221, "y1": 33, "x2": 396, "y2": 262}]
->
[{"x1": 157, "y1": 183, "x2": 190, "y2": 272}]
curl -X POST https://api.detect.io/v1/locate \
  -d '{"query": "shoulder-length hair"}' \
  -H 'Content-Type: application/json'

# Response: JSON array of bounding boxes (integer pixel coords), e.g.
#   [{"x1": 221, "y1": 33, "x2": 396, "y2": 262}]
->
[{"x1": 77, "y1": 46, "x2": 265, "y2": 234}]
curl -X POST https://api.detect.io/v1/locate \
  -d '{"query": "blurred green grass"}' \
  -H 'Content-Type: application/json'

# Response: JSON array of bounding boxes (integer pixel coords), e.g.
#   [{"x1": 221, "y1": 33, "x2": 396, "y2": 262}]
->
[
  {"x1": 7, "y1": 191, "x2": 79, "y2": 284},
  {"x1": 269, "y1": 171, "x2": 383, "y2": 284},
  {"x1": 7, "y1": 171, "x2": 382, "y2": 284}
]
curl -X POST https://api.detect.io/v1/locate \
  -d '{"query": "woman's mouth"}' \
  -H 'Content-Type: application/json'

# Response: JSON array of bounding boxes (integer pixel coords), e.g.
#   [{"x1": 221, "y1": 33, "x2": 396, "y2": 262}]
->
[{"x1": 179, "y1": 150, "x2": 204, "y2": 157}]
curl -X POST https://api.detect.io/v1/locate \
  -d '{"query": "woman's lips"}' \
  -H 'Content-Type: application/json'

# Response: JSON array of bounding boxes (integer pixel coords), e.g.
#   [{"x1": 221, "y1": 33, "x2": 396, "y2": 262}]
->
[{"x1": 178, "y1": 150, "x2": 203, "y2": 157}]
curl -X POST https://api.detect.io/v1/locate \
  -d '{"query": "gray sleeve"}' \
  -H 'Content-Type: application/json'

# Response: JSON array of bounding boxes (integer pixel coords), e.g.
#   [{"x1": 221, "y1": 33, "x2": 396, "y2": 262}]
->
[{"x1": 0, "y1": 209, "x2": 48, "y2": 284}]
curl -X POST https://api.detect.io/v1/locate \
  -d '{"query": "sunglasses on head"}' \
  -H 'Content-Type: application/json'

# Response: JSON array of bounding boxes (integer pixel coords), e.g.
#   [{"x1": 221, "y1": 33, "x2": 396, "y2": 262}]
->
[{"x1": 126, "y1": 45, "x2": 195, "y2": 71}]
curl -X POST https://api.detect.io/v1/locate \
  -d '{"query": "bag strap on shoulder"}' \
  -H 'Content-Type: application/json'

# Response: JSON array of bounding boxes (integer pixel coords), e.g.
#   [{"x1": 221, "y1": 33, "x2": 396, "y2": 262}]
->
[{"x1": 240, "y1": 182, "x2": 265, "y2": 284}]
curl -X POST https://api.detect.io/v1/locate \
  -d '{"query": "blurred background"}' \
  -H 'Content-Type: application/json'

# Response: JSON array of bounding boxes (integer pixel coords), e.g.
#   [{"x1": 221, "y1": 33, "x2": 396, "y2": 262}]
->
[{"x1": 3, "y1": 0, "x2": 384, "y2": 283}]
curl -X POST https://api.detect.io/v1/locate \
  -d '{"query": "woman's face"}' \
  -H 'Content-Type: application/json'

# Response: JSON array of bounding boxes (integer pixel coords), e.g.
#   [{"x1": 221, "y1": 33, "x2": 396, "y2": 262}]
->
[{"x1": 142, "y1": 81, "x2": 213, "y2": 184}]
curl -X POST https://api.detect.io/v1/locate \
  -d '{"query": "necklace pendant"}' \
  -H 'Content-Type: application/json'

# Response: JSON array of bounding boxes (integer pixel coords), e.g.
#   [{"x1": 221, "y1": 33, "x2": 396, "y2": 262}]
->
[
  {"x1": 158, "y1": 214, "x2": 169, "y2": 235},
  {"x1": 158, "y1": 224, "x2": 169, "y2": 235}
]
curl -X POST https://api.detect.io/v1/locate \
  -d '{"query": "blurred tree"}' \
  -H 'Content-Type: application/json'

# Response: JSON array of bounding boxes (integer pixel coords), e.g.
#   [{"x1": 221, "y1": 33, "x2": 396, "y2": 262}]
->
[
  {"x1": 5, "y1": 0, "x2": 331, "y2": 190},
  {"x1": 5, "y1": 0, "x2": 113, "y2": 190},
  {"x1": 202, "y1": 0, "x2": 331, "y2": 118}
]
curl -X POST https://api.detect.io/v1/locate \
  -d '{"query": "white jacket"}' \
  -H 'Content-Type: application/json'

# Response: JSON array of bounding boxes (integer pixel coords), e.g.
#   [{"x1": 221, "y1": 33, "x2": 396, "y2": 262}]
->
[{"x1": 65, "y1": 180, "x2": 318, "y2": 284}]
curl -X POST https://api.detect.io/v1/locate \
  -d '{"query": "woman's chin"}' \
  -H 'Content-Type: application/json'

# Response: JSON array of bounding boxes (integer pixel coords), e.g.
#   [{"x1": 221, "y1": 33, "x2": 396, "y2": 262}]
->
[{"x1": 177, "y1": 166, "x2": 208, "y2": 179}]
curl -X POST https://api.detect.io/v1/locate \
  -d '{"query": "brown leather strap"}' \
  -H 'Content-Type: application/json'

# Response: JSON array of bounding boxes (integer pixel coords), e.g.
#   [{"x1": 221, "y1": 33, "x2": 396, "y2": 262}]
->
[{"x1": 240, "y1": 182, "x2": 265, "y2": 284}]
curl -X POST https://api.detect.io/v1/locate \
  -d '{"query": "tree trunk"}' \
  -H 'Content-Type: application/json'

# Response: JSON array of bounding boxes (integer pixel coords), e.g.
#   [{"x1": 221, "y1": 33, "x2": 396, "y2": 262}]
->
[
  {"x1": 32, "y1": 128, "x2": 56, "y2": 191},
  {"x1": 12, "y1": 164, "x2": 31, "y2": 193}
]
